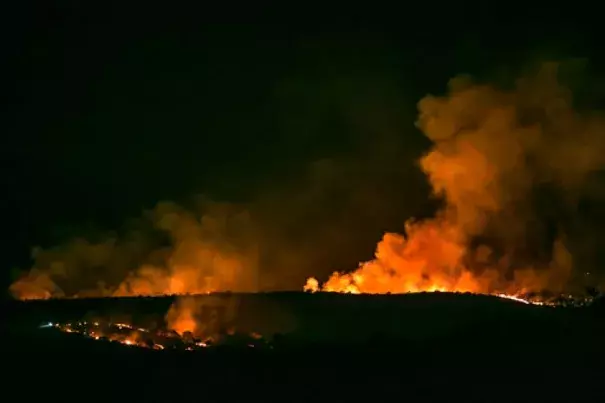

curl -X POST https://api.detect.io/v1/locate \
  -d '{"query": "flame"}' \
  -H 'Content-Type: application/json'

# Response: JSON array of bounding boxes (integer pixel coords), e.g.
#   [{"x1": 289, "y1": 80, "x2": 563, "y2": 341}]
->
[
  {"x1": 303, "y1": 220, "x2": 483, "y2": 294},
  {"x1": 9, "y1": 202, "x2": 258, "y2": 300},
  {"x1": 300, "y1": 216, "x2": 568, "y2": 304},
  {"x1": 301, "y1": 223, "x2": 563, "y2": 305},
  {"x1": 11, "y1": 64, "x2": 604, "y2": 303},
  {"x1": 168, "y1": 308, "x2": 198, "y2": 336},
  {"x1": 10, "y1": 270, "x2": 63, "y2": 300},
  {"x1": 48, "y1": 320, "x2": 266, "y2": 350},
  {"x1": 300, "y1": 67, "x2": 601, "y2": 303}
]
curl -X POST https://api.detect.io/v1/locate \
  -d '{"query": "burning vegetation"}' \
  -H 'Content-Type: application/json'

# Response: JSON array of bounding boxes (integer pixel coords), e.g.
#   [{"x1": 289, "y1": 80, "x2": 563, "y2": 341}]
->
[
  {"x1": 41, "y1": 320, "x2": 268, "y2": 351},
  {"x1": 8, "y1": 62, "x2": 605, "y2": 302},
  {"x1": 304, "y1": 63, "x2": 605, "y2": 300}
]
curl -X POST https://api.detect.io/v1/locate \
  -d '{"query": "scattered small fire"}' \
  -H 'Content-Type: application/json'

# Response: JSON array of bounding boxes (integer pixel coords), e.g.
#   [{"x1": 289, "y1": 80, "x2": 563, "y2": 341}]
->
[
  {"x1": 41, "y1": 320, "x2": 270, "y2": 351},
  {"x1": 494, "y1": 293, "x2": 539, "y2": 305}
]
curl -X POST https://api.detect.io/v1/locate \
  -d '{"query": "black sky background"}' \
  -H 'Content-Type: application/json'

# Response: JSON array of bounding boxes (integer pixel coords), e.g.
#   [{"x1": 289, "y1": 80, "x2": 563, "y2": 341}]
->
[{"x1": 3, "y1": 3, "x2": 604, "y2": 293}]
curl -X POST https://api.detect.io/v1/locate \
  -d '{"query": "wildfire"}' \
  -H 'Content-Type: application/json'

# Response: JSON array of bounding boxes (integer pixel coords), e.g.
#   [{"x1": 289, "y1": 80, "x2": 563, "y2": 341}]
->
[
  {"x1": 304, "y1": 276, "x2": 549, "y2": 305},
  {"x1": 301, "y1": 220, "x2": 556, "y2": 305},
  {"x1": 9, "y1": 64, "x2": 605, "y2": 304},
  {"x1": 43, "y1": 320, "x2": 269, "y2": 350},
  {"x1": 298, "y1": 66, "x2": 605, "y2": 303}
]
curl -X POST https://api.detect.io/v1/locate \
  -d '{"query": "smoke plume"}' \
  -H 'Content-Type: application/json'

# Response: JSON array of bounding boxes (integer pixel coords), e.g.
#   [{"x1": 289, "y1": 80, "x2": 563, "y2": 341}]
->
[
  {"x1": 165, "y1": 294, "x2": 240, "y2": 337},
  {"x1": 308, "y1": 62, "x2": 605, "y2": 295},
  {"x1": 10, "y1": 200, "x2": 260, "y2": 299},
  {"x1": 10, "y1": 61, "x2": 605, "y2": 300}
]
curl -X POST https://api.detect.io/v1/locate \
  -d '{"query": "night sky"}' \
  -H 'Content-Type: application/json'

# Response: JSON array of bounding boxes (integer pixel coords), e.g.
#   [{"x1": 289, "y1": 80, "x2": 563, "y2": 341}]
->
[{"x1": 4, "y1": 3, "x2": 604, "y2": 294}]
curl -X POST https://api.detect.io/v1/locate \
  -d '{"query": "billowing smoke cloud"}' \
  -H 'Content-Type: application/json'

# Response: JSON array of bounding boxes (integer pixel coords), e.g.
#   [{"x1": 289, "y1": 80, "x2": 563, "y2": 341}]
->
[
  {"x1": 308, "y1": 62, "x2": 605, "y2": 296},
  {"x1": 10, "y1": 200, "x2": 260, "y2": 299},
  {"x1": 165, "y1": 294, "x2": 240, "y2": 338},
  {"x1": 10, "y1": 61, "x2": 605, "y2": 301},
  {"x1": 9, "y1": 71, "x2": 424, "y2": 299}
]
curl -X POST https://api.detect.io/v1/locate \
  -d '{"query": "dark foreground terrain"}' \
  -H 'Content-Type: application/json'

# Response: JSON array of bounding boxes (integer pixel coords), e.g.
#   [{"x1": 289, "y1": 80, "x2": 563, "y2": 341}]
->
[{"x1": 4, "y1": 292, "x2": 605, "y2": 402}]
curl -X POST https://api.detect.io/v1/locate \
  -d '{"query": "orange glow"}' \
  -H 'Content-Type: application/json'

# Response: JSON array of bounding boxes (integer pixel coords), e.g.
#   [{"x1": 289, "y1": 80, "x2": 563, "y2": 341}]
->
[
  {"x1": 167, "y1": 307, "x2": 197, "y2": 336},
  {"x1": 49, "y1": 320, "x2": 265, "y2": 350},
  {"x1": 302, "y1": 219, "x2": 561, "y2": 304},
  {"x1": 300, "y1": 66, "x2": 596, "y2": 302},
  {"x1": 11, "y1": 64, "x2": 604, "y2": 303},
  {"x1": 9, "y1": 202, "x2": 259, "y2": 300}
]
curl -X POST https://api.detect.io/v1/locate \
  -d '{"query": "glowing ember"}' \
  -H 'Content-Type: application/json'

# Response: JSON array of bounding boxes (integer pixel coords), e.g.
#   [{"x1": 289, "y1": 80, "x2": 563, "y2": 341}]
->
[{"x1": 45, "y1": 320, "x2": 269, "y2": 350}]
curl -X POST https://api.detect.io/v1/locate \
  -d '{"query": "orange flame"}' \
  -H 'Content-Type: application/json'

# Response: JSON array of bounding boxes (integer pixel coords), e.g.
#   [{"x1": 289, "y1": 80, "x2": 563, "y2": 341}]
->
[
  {"x1": 302, "y1": 66, "x2": 596, "y2": 301},
  {"x1": 303, "y1": 219, "x2": 566, "y2": 304}
]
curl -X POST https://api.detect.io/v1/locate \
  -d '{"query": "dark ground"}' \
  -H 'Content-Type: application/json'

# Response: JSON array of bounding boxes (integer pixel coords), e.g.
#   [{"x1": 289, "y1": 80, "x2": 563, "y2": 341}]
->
[{"x1": 4, "y1": 293, "x2": 605, "y2": 401}]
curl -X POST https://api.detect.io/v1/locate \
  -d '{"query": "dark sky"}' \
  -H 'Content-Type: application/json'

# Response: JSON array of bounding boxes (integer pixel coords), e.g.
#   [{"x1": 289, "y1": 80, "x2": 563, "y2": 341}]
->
[{"x1": 3, "y1": 3, "x2": 603, "y2": 292}]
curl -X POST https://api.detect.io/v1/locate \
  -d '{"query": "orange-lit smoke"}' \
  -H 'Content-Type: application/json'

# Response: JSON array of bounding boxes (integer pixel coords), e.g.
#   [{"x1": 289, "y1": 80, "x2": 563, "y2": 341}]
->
[
  {"x1": 10, "y1": 201, "x2": 259, "y2": 300},
  {"x1": 164, "y1": 295, "x2": 239, "y2": 338},
  {"x1": 10, "y1": 62, "x2": 605, "y2": 302},
  {"x1": 165, "y1": 297, "x2": 201, "y2": 335},
  {"x1": 306, "y1": 63, "x2": 605, "y2": 296}
]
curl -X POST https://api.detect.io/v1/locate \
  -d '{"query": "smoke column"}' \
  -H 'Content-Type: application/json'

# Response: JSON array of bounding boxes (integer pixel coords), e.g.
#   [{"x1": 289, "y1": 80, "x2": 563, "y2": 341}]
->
[
  {"x1": 307, "y1": 62, "x2": 605, "y2": 296},
  {"x1": 10, "y1": 201, "x2": 259, "y2": 299},
  {"x1": 10, "y1": 61, "x2": 605, "y2": 300}
]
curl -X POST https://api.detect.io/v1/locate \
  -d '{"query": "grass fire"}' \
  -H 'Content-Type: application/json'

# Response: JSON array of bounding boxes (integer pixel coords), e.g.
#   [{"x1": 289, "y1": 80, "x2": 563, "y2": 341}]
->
[
  {"x1": 40, "y1": 320, "x2": 269, "y2": 351},
  {"x1": 9, "y1": 10, "x2": 605, "y2": 400},
  {"x1": 9, "y1": 63, "x2": 605, "y2": 304}
]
